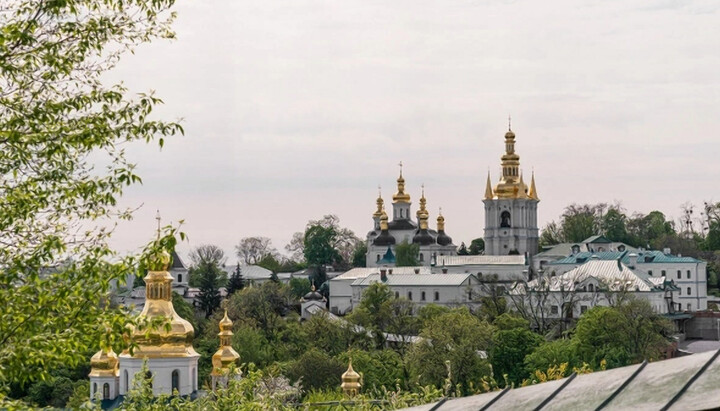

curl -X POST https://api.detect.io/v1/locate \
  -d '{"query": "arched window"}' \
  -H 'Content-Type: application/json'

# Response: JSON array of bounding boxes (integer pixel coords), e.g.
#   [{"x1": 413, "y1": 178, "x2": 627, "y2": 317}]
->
[
  {"x1": 687, "y1": 287, "x2": 692, "y2": 295},
  {"x1": 618, "y1": 245, "x2": 626, "y2": 252},
  {"x1": 407, "y1": 291, "x2": 413, "y2": 300},
  {"x1": 103, "y1": 383, "x2": 110, "y2": 400},
  {"x1": 419, "y1": 253, "x2": 424, "y2": 262},
  {"x1": 172, "y1": 370, "x2": 180, "y2": 394},
  {"x1": 421, "y1": 291, "x2": 426, "y2": 301},
  {"x1": 376, "y1": 254, "x2": 380, "y2": 262},
  {"x1": 500, "y1": 211, "x2": 511, "y2": 228},
  {"x1": 124, "y1": 370, "x2": 128, "y2": 393},
  {"x1": 178, "y1": 273, "x2": 182, "y2": 283},
  {"x1": 93, "y1": 383, "x2": 97, "y2": 397},
  {"x1": 395, "y1": 291, "x2": 399, "y2": 299},
  {"x1": 588, "y1": 284, "x2": 594, "y2": 292},
  {"x1": 434, "y1": 291, "x2": 439, "y2": 301}
]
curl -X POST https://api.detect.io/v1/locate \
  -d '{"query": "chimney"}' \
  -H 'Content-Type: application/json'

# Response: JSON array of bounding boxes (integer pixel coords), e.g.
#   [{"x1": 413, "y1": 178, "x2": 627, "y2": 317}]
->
[
  {"x1": 414, "y1": 268, "x2": 420, "y2": 274},
  {"x1": 663, "y1": 248, "x2": 671, "y2": 255},
  {"x1": 388, "y1": 268, "x2": 393, "y2": 275},
  {"x1": 442, "y1": 268, "x2": 448, "y2": 274},
  {"x1": 628, "y1": 253, "x2": 638, "y2": 268},
  {"x1": 380, "y1": 268, "x2": 387, "y2": 282}
]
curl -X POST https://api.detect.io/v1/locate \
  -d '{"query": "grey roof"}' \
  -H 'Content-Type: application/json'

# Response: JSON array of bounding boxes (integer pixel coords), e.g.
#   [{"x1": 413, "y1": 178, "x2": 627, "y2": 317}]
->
[
  {"x1": 403, "y1": 349, "x2": 720, "y2": 410},
  {"x1": 550, "y1": 250, "x2": 703, "y2": 265},
  {"x1": 332, "y1": 266, "x2": 431, "y2": 281},
  {"x1": 220, "y1": 264, "x2": 272, "y2": 280},
  {"x1": 436, "y1": 255, "x2": 527, "y2": 266},
  {"x1": 353, "y1": 273, "x2": 476, "y2": 286},
  {"x1": 582, "y1": 235, "x2": 612, "y2": 243}
]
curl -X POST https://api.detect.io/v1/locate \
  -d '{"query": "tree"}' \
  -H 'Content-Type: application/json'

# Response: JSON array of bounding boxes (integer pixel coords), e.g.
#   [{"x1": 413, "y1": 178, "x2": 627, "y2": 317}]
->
[
  {"x1": 490, "y1": 328, "x2": 543, "y2": 387},
  {"x1": 352, "y1": 242, "x2": 368, "y2": 267},
  {"x1": 172, "y1": 291, "x2": 197, "y2": 331},
  {"x1": 236, "y1": 237, "x2": 277, "y2": 265},
  {"x1": 226, "y1": 263, "x2": 245, "y2": 295},
  {"x1": 524, "y1": 339, "x2": 579, "y2": 377},
  {"x1": 227, "y1": 282, "x2": 292, "y2": 341},
  {"x1": 288, "y1": 277, "x2": 311, "y2": 299},
  {"x1": 0, "y1": 0, "x2": 179, "y2": 389},
  {"x1": 188, "y1": 244, "x2": 227, "y2": 287},
  {"x1": 395, "y1": 240, "x2": 420, "y2": 266},
  {"x1": 295, "y1": 215, "x2": 360, "y2": 269},
  {"x1": 603, "y1": 206, "x2": 629, "y2": 243},
  {"x1": 469, "y1": 238, "x2": 485, "y2": 255},
  {"x1": 406, "y1": 308, "x2": 494, "y2": 394},
  {"x1": 560, "y1": 204, "x2": 605, "y2": 242},
  {"x1": 257, "y1": 252, "x2": 282, "y2": 273},
  {"x1": 195, "y1": 259, "x2": 223, "y2": 318},
  {"x1": 539, "y1": 221, "x2": 564, "y2": 247},
  {"x1": 286, "y1": 349, "x2": 345, "y2": 391},
  {"x1": 304, "y1": 225, "x2": 341, "y2": 268}
]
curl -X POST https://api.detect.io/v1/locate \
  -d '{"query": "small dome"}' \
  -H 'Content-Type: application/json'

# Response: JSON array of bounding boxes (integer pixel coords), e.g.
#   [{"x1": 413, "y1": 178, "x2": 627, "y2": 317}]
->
[
  {"x1": 436, "y1": 231, "x2": 453, "y2": 246},
  {"x1": 373, "y1": 231, "x2": 396, "y2": 246},
  {"x1": 505, "y1": 129, "x2": 515, "y2": 139},
  {"x1": 412, "y1": 229, "x2": 435, "y2": 246},
  {"x1": 219, "y1": 309, "x2": 233, "y2": 332},
  {"x1": 89, "y1": 347, "x2": 118, "y2": 377},
  {"x1": 303, "y1": 285, "x2": 324, "y2": 301}
]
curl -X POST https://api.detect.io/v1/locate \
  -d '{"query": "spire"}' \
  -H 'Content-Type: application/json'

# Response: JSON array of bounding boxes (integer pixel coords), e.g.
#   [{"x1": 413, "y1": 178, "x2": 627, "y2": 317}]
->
[
  {"x1": 373, "y1": 185, "x2": 384, "y2": 218},
  {"x1": 393, "y1": 162, "x2": 411, "y2": 203},
  {"x1": 528, "y1": 171, "x2": 539, "y2": 200},
  {"x1": 341, "y1": 358, "x2": 361, "y2": 396},
  {"x1": 436, "y1": 207, "x2": 445, "y2": 231},
  {"x1": 210, "y1": 309, "x2": 240, "y2": 390},
  {"x1": 517, "y1": 172, "x2": 527, "y2": 198},
  {"x1": 484, "y1": 172, "x2": 494, "y2": 200},
  {"x1": 416, "y1": 184, "x2": 429, "y2": 220}
]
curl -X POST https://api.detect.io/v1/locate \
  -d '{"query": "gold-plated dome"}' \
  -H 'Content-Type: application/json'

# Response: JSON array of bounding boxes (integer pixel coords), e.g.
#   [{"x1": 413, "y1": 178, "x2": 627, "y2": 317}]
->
[
  {"x1": 341, "y1": 358, "x2": 361, "y2": 396},
  {"x1": 373, "y1": 187, "x2": 384, "y2": 218},
  {"x1": 437, "y1": 211, "x2": 445, "y2": 231},
  {"x1": 380, "y1": 209, "x2": 389, "y2": 231},
  {"x1": 211, "y1": 310, "x2": 240, "y2": 381},
  {"x1": 493, "y1": 126, "x2": 528, "y2": 199},
  {"x1": 416, "y1": 185, "x2": 429, "y2": 220},
  {"x1": 392, "y1": 164, "x2": 411, "y2": 203},
  {"x1": 89, "y1": 347, "x2": 119, "y2": 378}
]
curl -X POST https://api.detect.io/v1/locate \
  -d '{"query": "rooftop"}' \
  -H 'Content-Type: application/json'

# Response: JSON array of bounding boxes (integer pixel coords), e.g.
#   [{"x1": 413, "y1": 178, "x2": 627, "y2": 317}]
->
[
  {"x1": 353, "y1": 273, "x2": 476, "y2": 287},
  {"x1": 403, "y1": 349, "x2": 720, "y2": 410},
  {"x1": 332, "y1": 266, "x2": 431, "y2": 281},
  {"x1": 435, "y1": 255, "x2": 527, "y2": 266},
  {"x1": 549, "y1": 250, "x2": 703, "y2": 265}
]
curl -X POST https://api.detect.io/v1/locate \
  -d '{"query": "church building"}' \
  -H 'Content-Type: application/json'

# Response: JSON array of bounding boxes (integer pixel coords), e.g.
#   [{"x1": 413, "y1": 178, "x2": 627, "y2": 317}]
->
[
  {"x1": 365, "y1": 167, "x2": 456, "y2": 267},
  {"x1": 483, "y1": 126, "x2": 540, "y2": 257}
]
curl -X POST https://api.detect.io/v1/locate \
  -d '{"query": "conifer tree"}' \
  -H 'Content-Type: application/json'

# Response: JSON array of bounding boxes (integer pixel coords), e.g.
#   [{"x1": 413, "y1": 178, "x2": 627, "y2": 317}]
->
[{"x1": 226, "y1": 263, "x2": 245, "y2": 295}]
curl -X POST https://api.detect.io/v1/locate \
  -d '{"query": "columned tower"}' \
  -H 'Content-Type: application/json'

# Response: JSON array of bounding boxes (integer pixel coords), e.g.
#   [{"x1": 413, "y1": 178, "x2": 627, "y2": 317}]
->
[{"x1": 483, "y1": 126, "x2": 539, "y2": 256}]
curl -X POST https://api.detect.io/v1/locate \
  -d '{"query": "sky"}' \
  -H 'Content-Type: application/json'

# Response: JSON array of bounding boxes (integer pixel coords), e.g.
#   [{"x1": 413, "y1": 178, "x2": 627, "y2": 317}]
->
[{"x1": 105, "y1": 0, "x2": 720, "y2": 263}]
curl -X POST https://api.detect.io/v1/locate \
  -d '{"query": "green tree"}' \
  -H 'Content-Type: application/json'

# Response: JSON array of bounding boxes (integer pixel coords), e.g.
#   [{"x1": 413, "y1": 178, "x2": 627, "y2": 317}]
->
[
  {"x1": 490, "y1": 328, "x2": 543, "y2": 386},
  {"x1": 0, "y1": 0, "x2": 179, "y2": 389},
  {"x1": 561, "y1": 204, "x2": 603, "y2": 242},
  {"x1": 352, "y1": 242, "x2": 368, "y2": 267},
  {"x1": 288, "y1": 277, "x2": 311, "y2": 299},
  {"x1": 493, "y1": 312, "x2": 530, "y2": 331},
  {"x1": 406, "y1": 308, "x2": 494, "y2": 393},
  {"x1": 227, "y1": 282, "x2": 292, "y2": 341},
  {"x1": 524, "y1": 339, "x2": 579, "y2": 377},
  {"x1": 457, "y1": 242, "x2": 469, "y2": 255},
  {"x1": 603, "y1": 206, "x2": 629, "y2": 243},
  {"x1": 626, "y1": 210, "x2": 675, "y2": 248},
  {"x1": 188, "y1": 244, "x2": 227, "y2": 286},
  {"x1": 395, "y1": 240, "x2": 420, "y2": 266},
  {"x1": 257, "y1": 252, "x2": 282, "y2": 273},
  {"x1": 469, "y1": 238, "x2": 485, "y2": 255},
  {"x1": 417, "y1": 304, "x2": 451, "y2": 329},
  {"x1": 539, "y1": 221, "x2": 564, "y2": 247},
  {"x1": 226, "y1": 263, "x2": 245, "y2": 295},
  {"x1": 337, "y1": 349, "x2": 404, "y2": 391},
  {"x1": 572, "y1": 298, "x2": 672, "y2": 369},
  {"x1": 196, "y1": 262, "x2": 222, "y2": 319},
  {"x1": 286, "y1": 348, "x2": 345, "y2": 391},
  {"x1": 304, "y1": 225, "x2": 341, "y2": 267}
]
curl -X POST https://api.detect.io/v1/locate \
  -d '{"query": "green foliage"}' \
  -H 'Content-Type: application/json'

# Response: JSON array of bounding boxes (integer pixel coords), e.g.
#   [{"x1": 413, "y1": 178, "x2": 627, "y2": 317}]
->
[
  {"x1": 539, "y1": 221, "x2": 564, "y2": 247},
  {"x1": 561, "y1": 204, "x2": 600, "y2": 242},
  {"x1": 196, "y1": 261, "x2": 223, "y2": 318},
  {"x1": 524, "y1": 339, "x2": 579, "y2": 377},
  {"x1": 406, "y1": 308, "x2": 494, "y2": 394},
  {"x1": 337, "y1": 349, "x2": 404, "y2": 392},
  {"x1": 226, "y1": 263, "x2": 245, "y2": 296},
  {"x1": 395, "y1": 240, "x2": 420, "y2": 266},
  {"x1": 304, "y1": 224, "x2": 342, "y2": 267},
  {"x1": 286, "y1": 349, "x2": 345, "y2": 391},
  {"x1": 490, "y1": 328, "x2": 543, "y2": 387},
  {"x1": 603, "y1": 207, "x2": 629, "y2": 243},
  {"x1": 352, "y1": 242, "x2": 368, "y2": 267},
  {"x1": 227, "y1": 281, "x2": 292, "y2": 341},
  {"x1": 469, "y1": 238, "x2": 485, "y2": 255},
  {"x1": 457, "y1": 242, "x2": 469, "y2": 255},
  {"x1": 573, "y1": 298, "x2": 672, "y2": 369},
  {"x1": 417, "y1": 304, "x2": 451, "y2": 329},
  {"x1": 288, "y1": 277, "x2": 312, "y2": 299},
  {"x1": 493, "y1": 313, "x2": 530, "y2": 331}
]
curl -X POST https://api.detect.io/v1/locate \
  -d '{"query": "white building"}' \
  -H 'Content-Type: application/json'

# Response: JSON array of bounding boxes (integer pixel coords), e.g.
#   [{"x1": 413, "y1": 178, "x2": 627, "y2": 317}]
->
[
  {"x1": 329, "y1": 266, "x2": 430, "y2": 314},
  {"x1": 533, "y1": 235, "x2": 636, "y2": 273},
  {"x1": 545, "y1": 250, "x2": 707, "y2": 311},
  {"x1": 434, "y1": 255, "x2": 529, "y2": 282},
  {"x1": 351, "y1": 271, "x2": 480, "y2": 309},
  {"x1": 511, "y1": 259, "x2": 679, "y2": 321},
  {"x1": 483, "y1": 127, "x2": 540, "y2": 257}
]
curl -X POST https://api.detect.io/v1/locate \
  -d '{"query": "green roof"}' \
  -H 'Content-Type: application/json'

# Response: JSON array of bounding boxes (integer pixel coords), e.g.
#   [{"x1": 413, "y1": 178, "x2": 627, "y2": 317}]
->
[{"x1": 549, "y1": 250, "x2": 703, "y2": 265}]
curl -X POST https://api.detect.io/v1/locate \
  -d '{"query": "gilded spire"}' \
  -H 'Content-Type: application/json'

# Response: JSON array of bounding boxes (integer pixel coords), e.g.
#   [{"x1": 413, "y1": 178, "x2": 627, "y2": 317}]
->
[
  {"x1": 341, "y1": 358, "x2": 361, "y2": 396},
  {"x1": 484, "y1": 172, "x2": 494, "y2": 200},
  {"x1": 417, "y1": 184, "x2": 429, "y2": 220},
  {"x1": 493, "y1": 123, "x2": 526, "y2": 199},
  {"x1": 393, "y1": 161, "x2": 411, "y2": 203},
  {"x1": 210, "y1": 309, "x2": 240, "y2": 389},
  {"x1": 380, "y1": 208, "x2": 389, "y2": 231},
  {"x1": 528, "y1": 171, "x2": 539, "y2": 200},
  {"x1": 436, "y1": 207, "x2": 445, "y2": 231},
  {"x1": 517, "y1": 172, "x2": 527, "y2": 198},
  {"x1": 373, "y1": 186, "x2": 384, "y2": 218}
]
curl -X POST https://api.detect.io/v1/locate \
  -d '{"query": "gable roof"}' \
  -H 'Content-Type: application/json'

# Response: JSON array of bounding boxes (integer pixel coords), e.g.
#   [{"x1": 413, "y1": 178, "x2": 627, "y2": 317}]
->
[
  {"x1": 332, "y1": 266, "x2": 431, "y2": 281},
  {"x1": 435, "y1": 255, "x2": 527, "y2": 266},
  {"x1": 549, "y1": 250, "x2": 703, "y2": 266},
  {"x1": 353, "y1": 273, "x2": 476, "y2": 287},
  {"x1": 582, "y1": 235, "x2": 612, "y2": 243}
]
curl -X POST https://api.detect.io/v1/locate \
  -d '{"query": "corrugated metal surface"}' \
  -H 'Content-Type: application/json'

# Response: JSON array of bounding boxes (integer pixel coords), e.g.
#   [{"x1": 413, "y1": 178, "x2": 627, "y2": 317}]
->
[
  {"x1": 436, "y1": 255, "x2": 526, "y2": 266},
  {"x1": 526, "y1": 260, "x2": 658, "y2": 292},
  {"x1": 551, "y1": 250, "x2": 702, "y2": 265},
  {"x1": 332, "y1": 266, "x2": 430, "y2": 280}
]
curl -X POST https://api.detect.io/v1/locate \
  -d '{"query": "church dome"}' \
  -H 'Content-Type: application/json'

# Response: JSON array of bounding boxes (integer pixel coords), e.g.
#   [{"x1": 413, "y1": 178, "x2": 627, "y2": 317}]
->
[
  {"x1": 436, "y1": 231, "x2": 453, "y2": 246},
  {"x1": 413, "y1": 229, "x2": 435, "y2": 246},
  {"x1": 302, "y1": 285, "x2": 324, "y2": 301},
  {"x1": 373, "y1": 231, "x2": 396, "y2": 246},
  {"x1": 89, "y1": 347, "x2": 119, "y2": 377}
]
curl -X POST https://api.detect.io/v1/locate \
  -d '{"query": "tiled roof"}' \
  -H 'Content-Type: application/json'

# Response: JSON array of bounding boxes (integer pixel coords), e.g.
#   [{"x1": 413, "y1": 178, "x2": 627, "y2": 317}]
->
[
  {"x1": 353, "y1": 273, "x2": 475, "y2": 287},
  {"x1": 403, "y1": 349, "x2": 720, "y2": 411},
  {"x1": 549, "y1": 250, "x2": 703, "y2": 265},
  {"x1": 436, "y1": 255, "x2": 526, "y2": 266}
]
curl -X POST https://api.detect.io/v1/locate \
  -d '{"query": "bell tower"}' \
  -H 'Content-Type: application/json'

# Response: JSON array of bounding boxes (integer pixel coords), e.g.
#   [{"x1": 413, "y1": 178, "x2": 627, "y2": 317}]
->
[{"x1": 483, "y1": 124, "x2": 539, "y2": 256}]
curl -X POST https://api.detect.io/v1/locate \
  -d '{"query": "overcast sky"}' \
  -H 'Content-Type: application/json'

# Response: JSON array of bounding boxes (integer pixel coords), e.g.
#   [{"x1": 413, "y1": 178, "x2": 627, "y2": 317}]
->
[{"x1": 106, "y1": 0, "x2": 720, "y2": 263}]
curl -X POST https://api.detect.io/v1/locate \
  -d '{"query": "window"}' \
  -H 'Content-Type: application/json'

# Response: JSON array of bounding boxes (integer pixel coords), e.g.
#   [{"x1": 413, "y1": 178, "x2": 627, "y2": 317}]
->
[
  {"x1": 679, "y1": 288, "x2": 682, "y2": 296},
  {"x1": 588, "y1": 284, "x2": 594, "y2": 292},
  {"x1": 124, "y1": 370, "x2": 128, "y2": 393},
  {"x1": 500, "y1": 211, "x2": 511, "y2": 228},
  {"x1": 662, "y1": 270, "x2": 667, "y2": 277},
  {"x1": 687, "y1": 303, "x2": 692, "y2": 311},
  {"x1": 581, "y1": 305, "x2": 588, "y2": 314},
  {"x1": 468, "y1": 289, "x2": 473, "y2": 300},
  {"x1": 648, "y1": 270, "x2": 653, "y2": 276},
  {"x1": 103, "y1": 383, "x2": 110, "y2": 400},
  {"x1": 178, "y1": 273, "x2": 182, "y2": 283},
  {"x1": 421, "y1": 291, "x2": 426, "y2": 301},
  {"x1": 172, "y1": 370, "x2": 180, "y2": 394},
  {"x1": 434, "y1": 291, "x2": 439, "y2": 301},
  {"x1": 551, "y1": 306, "x2": 559, "y2": 315},
  {"x1": 407, "y1": 291, "x2": 414, "y2": 300},
  {"x1": 676, "y1": 270, "x2": 681, "y2": 279},
  {"x1": 687, "y1": 287, "x2": 692, "y2": 295},
  {"x1": 93, "y1": 383, "x2": 97, "y2": 397},
  {"x1": 395, "y1": 291, "x2": 399, "y2": 299},
  {"x1": 376, "y1": 254, "x2": 380, "y2": 262},
  {"x1": 687, "y1": 270, "x2": 691, "y2": 279},
  {"x1": 419, "y1": 253, "x2": 424, "y2": 262}
]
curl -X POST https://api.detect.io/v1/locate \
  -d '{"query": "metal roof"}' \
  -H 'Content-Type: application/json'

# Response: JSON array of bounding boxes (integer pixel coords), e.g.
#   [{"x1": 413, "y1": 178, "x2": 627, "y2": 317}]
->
[
  {"x1": 353, "y1": 273, "x2": 476, "y2": 286},
  {"x1": 435, "y1": 255, "x2": 526, "y2": 266},
  {"x1": 219, "y1": 264, "x2": 272, "y2": 280},
  {"x1": 332, "y1": 266, "x2": 431, "y2": 281},
  {"x1": 523, "y1": 260, "x2": 665, "y2": 293},
  {"x1": 536, "y1": 242, "x2": 637, "y2": 259},
  {"x1": 403, "y1": 349, "x2": 720, "y2": 410},
  {"x1": 550, "y1": 250, "x2": 703, "y2": 265}
]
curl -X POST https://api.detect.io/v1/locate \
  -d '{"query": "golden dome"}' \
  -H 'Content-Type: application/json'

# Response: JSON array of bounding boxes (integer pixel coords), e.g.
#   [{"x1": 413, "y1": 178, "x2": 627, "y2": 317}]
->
[
  {"x1": 416, "y1": 185, "x2": 429, "y2": 220},
  {"x1": 89, "y1": 347, "x2": 119, "y2": 378},
  {"x1": 341, "y1": 359, "x2": 361, "y2": 396},
  {"x1": 211, "y1": 310, "x2": 240, "y2": 379},
  {"x1": 437, "y1": 212, "x2": 445, "y2": 231},
  {"x1": 380, "y1": 209, "x2": 389, "y2": 230},
  {"x1": 392, "y1": 165, "x2": 411, "y2": 203},
  {"x1": 373, "y1": 188, "x2": 384, "y2": 218}
]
